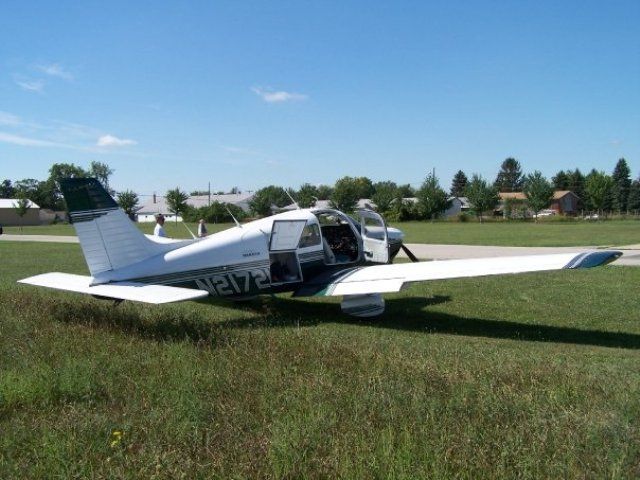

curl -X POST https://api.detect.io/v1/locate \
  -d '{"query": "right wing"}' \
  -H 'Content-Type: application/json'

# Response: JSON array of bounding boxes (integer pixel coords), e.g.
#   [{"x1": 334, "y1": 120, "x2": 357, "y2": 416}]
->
[
  {"x1": 18, "y1": 272, "x2": 208, "y2": 304},
  {"x1": 295, "y1": 251, "x2": 622, "y2": 297}
]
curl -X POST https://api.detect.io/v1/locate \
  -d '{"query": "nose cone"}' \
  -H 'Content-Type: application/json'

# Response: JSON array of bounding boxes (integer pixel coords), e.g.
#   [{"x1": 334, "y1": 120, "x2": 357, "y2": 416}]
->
[{"x1": 387, "y1": 226, "x2": 405, "y2": 241}]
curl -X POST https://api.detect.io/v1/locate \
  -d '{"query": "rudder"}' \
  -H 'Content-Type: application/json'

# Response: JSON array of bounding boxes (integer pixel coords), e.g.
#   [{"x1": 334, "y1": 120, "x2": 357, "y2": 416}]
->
[{"x1": 61, "y1": 178, "x2": 162, "y2": 276}]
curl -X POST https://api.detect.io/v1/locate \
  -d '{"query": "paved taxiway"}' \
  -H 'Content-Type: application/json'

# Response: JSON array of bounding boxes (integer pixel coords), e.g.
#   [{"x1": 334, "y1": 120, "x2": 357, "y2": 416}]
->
[{"x1": 1, "y1": 234, "x2": 638, "y2": 266}]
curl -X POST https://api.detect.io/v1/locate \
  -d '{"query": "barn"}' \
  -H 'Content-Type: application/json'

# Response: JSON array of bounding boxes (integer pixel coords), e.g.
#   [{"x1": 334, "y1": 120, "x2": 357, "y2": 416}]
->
[{"x1": 0, "y1": 199, "x2": 41, "y2": 226}]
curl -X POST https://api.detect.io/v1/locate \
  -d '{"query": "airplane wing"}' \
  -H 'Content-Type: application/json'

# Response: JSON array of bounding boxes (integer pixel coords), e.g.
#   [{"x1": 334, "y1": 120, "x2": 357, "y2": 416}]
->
[
  {"x1": 18, "y1": 272, "x2": 209, "y2": 304},
  {"x1": 294, "y1": 251, "x2": 622, "y2": 297}
]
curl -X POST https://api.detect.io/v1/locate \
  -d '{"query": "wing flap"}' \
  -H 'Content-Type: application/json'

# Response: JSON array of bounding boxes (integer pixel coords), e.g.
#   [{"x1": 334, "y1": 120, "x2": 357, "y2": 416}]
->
[
  {"x1": 18, "y1": 272, "x2": 208, "y2": 304},
  {"x1": 318, "y1": 251, "x2": 622, "y2": 297}
]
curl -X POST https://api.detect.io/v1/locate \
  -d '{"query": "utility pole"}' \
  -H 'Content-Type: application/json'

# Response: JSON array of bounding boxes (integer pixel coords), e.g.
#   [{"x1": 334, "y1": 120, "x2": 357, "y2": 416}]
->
[{"x1": 208, "y1": 182, "x2": 211, "y2": 207}]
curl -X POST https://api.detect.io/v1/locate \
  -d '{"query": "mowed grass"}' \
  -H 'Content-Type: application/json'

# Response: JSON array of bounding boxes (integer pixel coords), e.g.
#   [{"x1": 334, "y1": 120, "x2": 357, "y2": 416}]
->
[
  {"x1": 1, "y1": 242, "x2": 640, "y2": 478},
  {"x1": 3, "y1": 222, "x2": 235, "y2": 237},
  {"x1": 397, "y1": 219, "x2": 640, "y2": 247},
  {"x1": 5, "y1": 219, "x2": 640, "y2": 247}
]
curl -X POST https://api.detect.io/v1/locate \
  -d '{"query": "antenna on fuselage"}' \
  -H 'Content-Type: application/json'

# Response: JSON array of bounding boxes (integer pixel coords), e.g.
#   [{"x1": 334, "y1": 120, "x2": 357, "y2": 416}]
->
[
  {"x1": 226, "y1": 207, "x2": 242, "y2": 228},
  {"x1": 285, "y1": 189, "x2": 300, "y2": 210}
]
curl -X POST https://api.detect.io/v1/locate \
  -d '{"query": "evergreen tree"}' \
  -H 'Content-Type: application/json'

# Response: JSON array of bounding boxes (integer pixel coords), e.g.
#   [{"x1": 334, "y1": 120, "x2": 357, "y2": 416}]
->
[
  {"x1": 611, "y1": 158, "x2": 631, "y2": 213},
  {"x1": 450, "y1": 170, "x2": 468, "y2": 197},
  {"x1": 552, "y1": 170, "x2": 569, "y2": 190},
  {"x1": 628, "y1": 179, "x2": 640, "y2": 213},
  {"x1": 494, "y1": 157, "x2": 524, "y2": 192},
  {"x1": 465, "y1": 174, "x2": 500, "y2": 223},
  {"x1": 523, "y1": 171, "x2": 554, "y2": 221},
  {"x1": 416, "y1": 173, "x2": 449, "y2": 220},
  {"x1": 567, "y1": 169, "x2": 585, "y2": 208}
]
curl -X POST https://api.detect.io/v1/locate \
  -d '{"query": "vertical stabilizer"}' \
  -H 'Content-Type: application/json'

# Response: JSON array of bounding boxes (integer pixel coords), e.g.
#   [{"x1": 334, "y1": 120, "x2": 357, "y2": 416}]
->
[{"x1": 61, "y1": 178, "x2": 164, "y2": 276}]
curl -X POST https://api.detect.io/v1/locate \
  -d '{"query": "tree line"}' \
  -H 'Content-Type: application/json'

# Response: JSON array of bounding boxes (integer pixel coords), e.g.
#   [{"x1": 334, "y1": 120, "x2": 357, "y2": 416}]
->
[{"x1": 2, "y1": 157, "x2": 638, "y2": 224}]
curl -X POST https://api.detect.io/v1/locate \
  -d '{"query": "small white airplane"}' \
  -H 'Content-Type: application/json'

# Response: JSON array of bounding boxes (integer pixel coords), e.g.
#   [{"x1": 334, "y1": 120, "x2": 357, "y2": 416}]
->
[{"x1": 19, "y1": 178, "x2": 622, "y2": 317}]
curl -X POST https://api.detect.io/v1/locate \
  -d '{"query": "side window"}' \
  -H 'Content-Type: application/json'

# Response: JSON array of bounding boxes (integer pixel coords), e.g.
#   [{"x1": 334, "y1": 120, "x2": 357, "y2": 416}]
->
[{"x1": 298, "y1": 223, "x2": 321, "y2": 248}]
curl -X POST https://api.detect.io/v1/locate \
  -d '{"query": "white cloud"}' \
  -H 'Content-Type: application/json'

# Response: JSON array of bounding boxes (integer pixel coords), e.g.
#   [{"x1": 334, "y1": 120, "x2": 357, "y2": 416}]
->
[
  {"x1": 251, "y1": 86, "x2": 308, "y2": 103},
  {"x1": 36, "y1": 63, "x2": 73, "y2": 80},
  {"x1": 0, "y1": 111, "x2": 22, "y2": 126},
  {"x1": 15, "y1": 78, "x2": 45, "y2": 93},
  {"x1": 97, "y1": 134, "x2": 137, "y2": 148},
  {"x1": 221, "y1": 145, "x2": 259, "y2": 155},
  {"x1": 0, "y1": 131, "x2": 64, "y2": 147}
]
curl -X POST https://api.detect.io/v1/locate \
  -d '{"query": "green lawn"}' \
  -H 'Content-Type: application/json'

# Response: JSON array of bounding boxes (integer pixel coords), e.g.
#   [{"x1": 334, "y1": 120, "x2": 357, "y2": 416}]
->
[
  {"x1": 1, "y1": 241, "x2": 639, "y2": 478},
  {"x1": 394, "y1": 219, "x2": 640, "y2": 247},
  {"x1": 4, "y1": 219, "x2": 639, "y2": 247},
  {"x1": 2, "y1": 222, "x2": 235, "y2": 238}
]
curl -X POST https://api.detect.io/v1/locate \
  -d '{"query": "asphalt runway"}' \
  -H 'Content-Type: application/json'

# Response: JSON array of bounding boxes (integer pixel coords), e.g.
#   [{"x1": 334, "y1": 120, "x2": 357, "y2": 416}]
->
[{"x1": 1, "y1": 234, "x2": 638, "y2": 266}]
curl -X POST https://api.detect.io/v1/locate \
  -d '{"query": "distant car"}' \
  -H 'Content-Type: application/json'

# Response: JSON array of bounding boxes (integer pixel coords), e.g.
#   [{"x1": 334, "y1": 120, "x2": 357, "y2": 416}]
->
[
  {"x1": 584, "y1": 214, "x2": 599, "y2": 220},
  {"x1": 537, "y1": 210, "x2": 556, "y2": 217}
]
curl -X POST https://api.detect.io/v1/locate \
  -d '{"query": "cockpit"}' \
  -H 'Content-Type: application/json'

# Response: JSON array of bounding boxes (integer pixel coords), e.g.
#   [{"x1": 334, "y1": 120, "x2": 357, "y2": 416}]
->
[{"x1": 312, "y1": 210, "x2": 361, "y2": 264}]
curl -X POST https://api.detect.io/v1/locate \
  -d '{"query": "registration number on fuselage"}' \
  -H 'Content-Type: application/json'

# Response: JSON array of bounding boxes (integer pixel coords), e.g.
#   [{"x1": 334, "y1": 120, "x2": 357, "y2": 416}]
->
[{"x1": 194, "y1": 268, "x2": 271, "y2": 297}]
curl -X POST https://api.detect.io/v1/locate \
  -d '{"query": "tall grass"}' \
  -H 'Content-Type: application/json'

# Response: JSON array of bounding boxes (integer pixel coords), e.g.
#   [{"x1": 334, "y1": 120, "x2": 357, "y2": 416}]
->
[{"x1": 1, "y1": 242, "x2": 639, "y2": 478}]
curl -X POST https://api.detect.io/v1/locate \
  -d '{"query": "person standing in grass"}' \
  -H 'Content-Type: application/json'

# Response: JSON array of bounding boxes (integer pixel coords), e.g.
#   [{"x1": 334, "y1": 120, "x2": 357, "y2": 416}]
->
[
  {"x1": 154, "y1": 214, "x2": 166, "y2": 237},
  {"x1": 197, "y1": 218, "x2": 208, "y2": 238}
]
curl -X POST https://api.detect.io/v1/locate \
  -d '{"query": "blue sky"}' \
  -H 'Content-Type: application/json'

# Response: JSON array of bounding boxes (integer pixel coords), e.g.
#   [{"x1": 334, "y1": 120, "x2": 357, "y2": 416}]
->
[{"x1": 1, "y1": 0, "x2": 638, "y2": 195}]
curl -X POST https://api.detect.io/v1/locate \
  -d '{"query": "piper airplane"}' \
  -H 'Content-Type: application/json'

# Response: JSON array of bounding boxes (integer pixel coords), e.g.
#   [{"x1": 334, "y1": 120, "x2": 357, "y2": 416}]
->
[{"x1": 19, "y1": 178, "x2": 622, "y2": 317}]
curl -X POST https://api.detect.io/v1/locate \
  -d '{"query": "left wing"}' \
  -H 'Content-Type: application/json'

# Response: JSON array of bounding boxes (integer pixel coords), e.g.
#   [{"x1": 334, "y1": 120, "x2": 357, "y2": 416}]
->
[
  {"x1": 295, "y1": 251, "x2": 622, "y2": 297},
  {"x1": 18, "y1": 272, "x2": 209, "y2": 304}
]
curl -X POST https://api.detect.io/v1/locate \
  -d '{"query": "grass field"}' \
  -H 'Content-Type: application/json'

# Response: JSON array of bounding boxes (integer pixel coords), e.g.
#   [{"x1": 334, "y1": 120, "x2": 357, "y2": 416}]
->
[
  {"x1": 398, "y1": 219, "x2": 640, "y2": 247},
  {"x1": 1, "y1": 241, "x2": 639, "y2": 478},
  {"x1": 4, "y1": 218, "x2": 639, "y2": 247},
  {"x1": 3, "y1": 222, "x2": 235, "y2": 238}
]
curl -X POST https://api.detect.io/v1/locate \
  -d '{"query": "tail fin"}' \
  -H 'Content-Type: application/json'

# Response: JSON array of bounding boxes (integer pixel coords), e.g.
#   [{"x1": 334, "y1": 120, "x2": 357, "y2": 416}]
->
[{"x1": 61, "y1": 178, "x2": 165, "y2": 276}]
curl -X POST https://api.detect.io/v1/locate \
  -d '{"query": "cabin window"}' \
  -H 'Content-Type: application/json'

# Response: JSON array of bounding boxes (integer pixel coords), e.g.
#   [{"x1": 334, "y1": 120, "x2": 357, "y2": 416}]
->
[{"x1": 298, "y1": 223, "x2": 321, "y2": 248}]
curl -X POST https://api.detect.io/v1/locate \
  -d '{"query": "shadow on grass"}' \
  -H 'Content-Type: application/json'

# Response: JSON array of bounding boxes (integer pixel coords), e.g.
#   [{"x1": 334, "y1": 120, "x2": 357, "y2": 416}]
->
[
  {"x1": 219, "y1": 295, "x2": 640, "y2": 350},
  {"x1": 19, "y1": 290, "x2": 640, "y2": 350}
]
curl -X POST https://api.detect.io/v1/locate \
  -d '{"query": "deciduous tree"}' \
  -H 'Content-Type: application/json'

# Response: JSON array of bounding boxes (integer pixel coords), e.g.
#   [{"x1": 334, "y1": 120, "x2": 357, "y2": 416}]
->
[
  {"x1": 372, "y1": 181, "x2": 398, "y2": 213},
  {"x1": 523, "y1": 171, "x2": 554, "y2": 221},
  {"x1": 465, "y1": 174, "x2": 500, "y2": 223},
  {"x1": 584, "y1": 171, "x2": 614, "y2": 217},
  {"x1": 13, "y1": 195, "x2": 30, "y2": 232},
  {"x1": 165, "y1": 187, "x2": 189, "y2": 224},
  {"x1": 117, "y1": 190, "x2": 140, "y2": 220},
  {"x1": 249, "y1": 186, "x2": 289, "y2": 217},
  {"x1": 330, "y1": 177, "x2": 360, "y2": 212},
  {"x1": 296, "y1": 183, "x2": 318, "y2": 208},
  {"x1": 416, "y1": 173, "x2": 448, "y2": 220}
]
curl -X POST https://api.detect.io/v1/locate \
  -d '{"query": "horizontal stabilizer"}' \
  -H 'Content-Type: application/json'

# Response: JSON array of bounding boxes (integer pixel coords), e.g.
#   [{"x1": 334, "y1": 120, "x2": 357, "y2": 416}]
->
[
  {"x1": 18, "y1": 272, "x2": 208, "y2": 304},
  {"x1": 301, "y1": 251, "x2": 622, "y2": 297}
]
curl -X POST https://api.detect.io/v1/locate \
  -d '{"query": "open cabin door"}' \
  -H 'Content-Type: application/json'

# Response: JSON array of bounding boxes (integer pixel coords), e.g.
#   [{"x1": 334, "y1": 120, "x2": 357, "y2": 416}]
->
[
  {"x1": 358, "y1": 210, "x2": 389, "y2": 264},
  {"x1": 269, "y1": 220, "x2": 305, "y2": 285}
]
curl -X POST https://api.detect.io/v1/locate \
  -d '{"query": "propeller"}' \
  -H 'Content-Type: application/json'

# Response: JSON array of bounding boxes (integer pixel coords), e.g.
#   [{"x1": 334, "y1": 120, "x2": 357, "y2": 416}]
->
[{"x1": 400, "y1": 243, "x2": 420, "y2": 263}]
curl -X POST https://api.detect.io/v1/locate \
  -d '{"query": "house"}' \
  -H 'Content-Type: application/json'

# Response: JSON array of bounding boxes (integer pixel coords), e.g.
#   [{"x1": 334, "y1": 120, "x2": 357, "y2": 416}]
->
[
  {"x1": 497, "y1": 191, "x2": 580, "y2": 216},
  {"x1": 137, "y1": 192, "x2": 255, "y2": 222},
  {"x1": 550, "y1": 191, "x2": 580, "y2": 215},
  {"x1": 0, "y1": 199, "x2": 41, "y2": 226},
  {"x1": 443, "y1": 197, "x2": 470, "y2": 217}
]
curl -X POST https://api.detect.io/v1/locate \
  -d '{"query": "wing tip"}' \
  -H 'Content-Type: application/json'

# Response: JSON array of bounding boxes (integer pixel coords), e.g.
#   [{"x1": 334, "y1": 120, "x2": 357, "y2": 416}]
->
[{"x1": 564, "y1": 250, "x2": 623, "y2": 269}]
